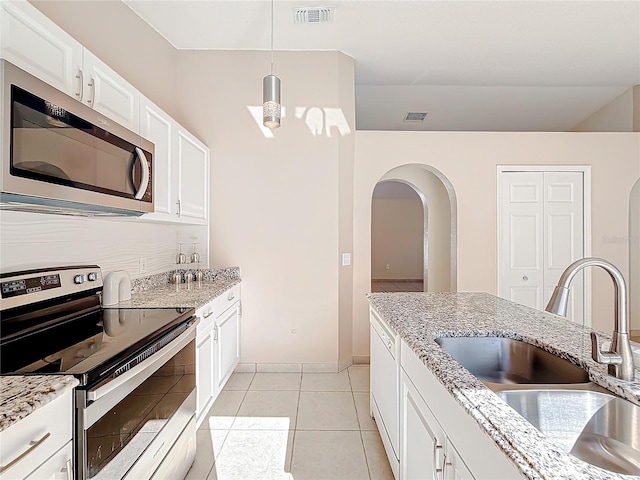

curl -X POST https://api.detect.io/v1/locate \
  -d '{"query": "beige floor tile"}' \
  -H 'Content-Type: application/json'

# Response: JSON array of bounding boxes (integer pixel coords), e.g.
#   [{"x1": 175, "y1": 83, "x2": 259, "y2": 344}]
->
[
  {"x1": 199, "y1": 391, "x2": 246, "y2": 430},
  {"x1": 185, "y1": 429, "x2": 228, "y2": 480},
  {"x1": 250, "y1": 372, "x2": 302, "y2": 390},
  {"x1": 290, "y1": 430, "x2": 370, "y2": 480},
  {"x1": 210, "y1": 429, "x2": 292, "y2": 480},
  {"x1": 223, "y1": 372, "x2": 254, "y2": 391},
  {"x1": 348, "y1": 365, "x2": 370, "y2": 392},
  {"x1": 301, "y1": 371, "x2": 351, "y2": 391},
  {"x1": 353, "y1": 392, "x2": 377, "y2": 431},
  {"x1": 233, "y1": 390, "x2": 299, "y2": 430},
  {"x1": 296, "y1": 391, "x2": 359, "y2": 430},
  {"x1": 361, "y1": 430, "x2": 395, "y2": 480}
]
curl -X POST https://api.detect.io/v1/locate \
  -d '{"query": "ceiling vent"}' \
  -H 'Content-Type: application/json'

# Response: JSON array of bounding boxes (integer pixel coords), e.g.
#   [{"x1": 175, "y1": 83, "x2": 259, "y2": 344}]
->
[
  {"x1": 293, "y1": 7, "x2": 334, "y2": 24},
  {"x1": 404, "y1": 112, "x2": 428, "y2": 122}
]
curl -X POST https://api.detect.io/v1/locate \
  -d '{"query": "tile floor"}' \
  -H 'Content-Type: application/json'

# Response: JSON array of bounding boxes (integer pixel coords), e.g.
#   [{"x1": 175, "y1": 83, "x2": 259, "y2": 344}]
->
[
  {"x1": 185, "y1": 366, "x2": 394, "y2": 480},
  {"x1": 370, "y1": 281, "x2": 423, "y2": 293}
]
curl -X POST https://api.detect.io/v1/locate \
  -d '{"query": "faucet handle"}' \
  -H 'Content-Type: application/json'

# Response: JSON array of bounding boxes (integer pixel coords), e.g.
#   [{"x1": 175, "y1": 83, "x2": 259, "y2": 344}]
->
[{"x1": 590, "y1": 332, "x2": 623, "y2": 365}]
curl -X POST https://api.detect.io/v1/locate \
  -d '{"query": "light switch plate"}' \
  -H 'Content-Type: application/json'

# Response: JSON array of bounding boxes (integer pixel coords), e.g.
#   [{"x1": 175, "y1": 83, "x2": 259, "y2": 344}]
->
[{"x1": 342, "y1": 253, "x2": 351, "y2": 266}]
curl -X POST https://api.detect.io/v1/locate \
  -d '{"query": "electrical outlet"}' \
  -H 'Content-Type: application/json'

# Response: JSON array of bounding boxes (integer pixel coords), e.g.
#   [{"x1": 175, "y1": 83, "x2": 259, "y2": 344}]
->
[
  {"x1": 139, "y1": 257, "x2": 147, "y2": 274},
  {"x1": 385, "y1": 264, "x2": 390, "y2": 270}
]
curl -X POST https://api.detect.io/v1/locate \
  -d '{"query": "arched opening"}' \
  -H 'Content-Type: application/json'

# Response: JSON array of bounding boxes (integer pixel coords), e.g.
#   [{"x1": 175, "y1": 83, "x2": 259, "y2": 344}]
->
[
  {"x1": 371, "y1": 164, "x2": 457, "y2": 293},
  {"x1": 371, "y1": 181, "x2": 426, "y2": 292}
]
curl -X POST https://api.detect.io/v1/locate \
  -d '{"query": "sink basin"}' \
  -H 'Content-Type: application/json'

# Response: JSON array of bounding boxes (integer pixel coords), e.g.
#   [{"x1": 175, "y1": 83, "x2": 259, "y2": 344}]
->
[
  {"x1": 497, "y1": 389, "x2": 640, "y2": 475},
  {"x1": 434, "y1": 336, "x2": 589, "y2": 384}
]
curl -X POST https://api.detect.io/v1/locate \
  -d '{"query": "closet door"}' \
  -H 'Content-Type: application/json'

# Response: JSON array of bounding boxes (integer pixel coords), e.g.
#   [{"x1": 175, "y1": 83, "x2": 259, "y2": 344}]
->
[{"x1": 499, "y1": 171, "x2": 584, "y2": 323}]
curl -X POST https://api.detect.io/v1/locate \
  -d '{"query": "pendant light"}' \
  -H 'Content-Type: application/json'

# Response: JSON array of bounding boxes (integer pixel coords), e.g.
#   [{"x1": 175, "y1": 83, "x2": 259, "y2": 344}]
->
[{"x1": 263, "y1": 0, "x2": 281, "y2": 128}]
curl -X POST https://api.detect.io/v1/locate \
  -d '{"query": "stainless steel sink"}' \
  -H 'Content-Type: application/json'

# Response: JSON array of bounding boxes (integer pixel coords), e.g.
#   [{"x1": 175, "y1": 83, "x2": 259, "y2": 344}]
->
[
  {"x1": 497, "y1": 389, "x2": 640, "y2": 475},
  {"x1": 434, "y1": 336, "x2": 589, "y2": 384}
]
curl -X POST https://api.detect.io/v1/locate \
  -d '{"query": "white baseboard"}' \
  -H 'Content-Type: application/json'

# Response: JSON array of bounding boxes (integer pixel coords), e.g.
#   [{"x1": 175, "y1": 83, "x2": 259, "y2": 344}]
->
[
  {"x1": 257, "y1": 363, "x2": 302, "y2": 373},
  {"x1": 236, "y1": 362, "x2": 359, "y2": 373}
]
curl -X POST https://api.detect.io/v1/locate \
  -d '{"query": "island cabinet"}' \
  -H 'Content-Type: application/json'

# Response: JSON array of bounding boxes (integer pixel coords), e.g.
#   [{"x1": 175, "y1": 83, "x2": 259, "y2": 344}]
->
[
  {"x1": 399, "y1": 340, "x2": 523, "y2": 480},
  {"x1": 0, "y1": 389, "x2": 73, "y2": 480},
  {"x1": 194, "y1": 284, "x2": 241, "y2": 428}
]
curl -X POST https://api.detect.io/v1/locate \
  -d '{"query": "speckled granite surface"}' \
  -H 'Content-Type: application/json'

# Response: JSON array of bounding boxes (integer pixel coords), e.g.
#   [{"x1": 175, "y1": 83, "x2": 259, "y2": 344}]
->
[
  {"x1": 131, "y1": 267, "x2": 240, "y2": 294},
  {"x1": 0, "y1": 376, "x2": 78, "y2": 432},
  {"x1": 117, "y1": 278, "x2": 240, "y2": 310},
  {"x1": 367, "y1": 292, "x2": 640, "y2": 480}
]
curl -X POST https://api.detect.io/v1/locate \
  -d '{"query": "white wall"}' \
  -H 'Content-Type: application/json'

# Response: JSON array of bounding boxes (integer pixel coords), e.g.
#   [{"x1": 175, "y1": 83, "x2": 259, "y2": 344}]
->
[
  {"x1": 353, "y1": 131, "x2": 640, "y2": 357},
  {"x1": 175, "y1": 50, "x2": 355, "y2": 365},
  {"x1": 0, "y1": 211, "x2": 208, "y2": 278},
  {"x1": 371, "y1": 197, "x2": 424, "y2": 280},
  {"x1": 630, "y1": 178, "x2": 640, "y2": 335}
]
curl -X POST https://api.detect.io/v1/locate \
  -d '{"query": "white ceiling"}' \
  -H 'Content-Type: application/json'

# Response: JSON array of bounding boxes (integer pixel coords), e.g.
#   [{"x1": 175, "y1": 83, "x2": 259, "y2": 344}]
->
[{"x1": 123, "y1": 0, "x2": 640, "y2": 131}]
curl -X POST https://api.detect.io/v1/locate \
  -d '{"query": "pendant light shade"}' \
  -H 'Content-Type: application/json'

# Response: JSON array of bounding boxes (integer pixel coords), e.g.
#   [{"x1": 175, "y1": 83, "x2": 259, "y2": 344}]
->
[
  {"x1": 263, "y1": 0, "x2": 281, "y2": 129},
  {"x1": 263, "y1": 74, "x2": 281, "y2": 129}
]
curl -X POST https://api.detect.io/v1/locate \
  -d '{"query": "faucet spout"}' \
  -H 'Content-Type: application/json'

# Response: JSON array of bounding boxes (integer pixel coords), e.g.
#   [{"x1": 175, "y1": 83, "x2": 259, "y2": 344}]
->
[{"x1": 545, "y1": 257, "x2": 635, "y2": 381}]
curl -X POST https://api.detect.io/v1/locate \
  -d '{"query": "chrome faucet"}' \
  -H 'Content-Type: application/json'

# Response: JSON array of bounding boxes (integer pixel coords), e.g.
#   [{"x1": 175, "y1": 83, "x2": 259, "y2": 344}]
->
[{"x1": 545, "y1": 257, "x2": 635, "y2": 381}]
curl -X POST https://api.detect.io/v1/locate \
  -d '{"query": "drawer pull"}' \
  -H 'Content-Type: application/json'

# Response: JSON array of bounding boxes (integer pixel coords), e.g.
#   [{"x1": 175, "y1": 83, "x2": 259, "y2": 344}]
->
[
  {"x1": 227, "y1": 293, "x2": 235, "y2": 301},
  {"x1": 203, "y1": 311, "x2": 214, "y2": 319},
  {"x1": 0, "y1": 432, "x2": 50, "y2": 473}
]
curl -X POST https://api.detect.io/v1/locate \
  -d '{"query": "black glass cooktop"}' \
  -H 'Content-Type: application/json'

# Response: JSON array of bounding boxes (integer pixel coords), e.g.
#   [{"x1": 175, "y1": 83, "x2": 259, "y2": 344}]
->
[{"x1": 1, "y1": 299, "x2": 194, "y2": 387}]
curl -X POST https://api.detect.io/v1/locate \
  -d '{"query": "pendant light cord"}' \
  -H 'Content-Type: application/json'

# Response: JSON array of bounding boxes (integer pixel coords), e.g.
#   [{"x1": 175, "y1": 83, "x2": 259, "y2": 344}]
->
[{"x1": 270, "y1": 0, "x2": 274, "y2": 75}]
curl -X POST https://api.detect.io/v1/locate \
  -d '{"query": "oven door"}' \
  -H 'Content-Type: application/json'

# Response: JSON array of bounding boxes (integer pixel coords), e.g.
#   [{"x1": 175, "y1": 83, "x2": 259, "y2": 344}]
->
[{"x1": 76, "y1": 321, "x2": 196, "y2": 480}]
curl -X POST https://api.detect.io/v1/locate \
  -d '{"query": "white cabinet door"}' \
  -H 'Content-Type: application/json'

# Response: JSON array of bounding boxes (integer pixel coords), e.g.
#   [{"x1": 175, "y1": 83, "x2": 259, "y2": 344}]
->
[
  {"x1": 196, "y1": 326, "x2": 215, "y2": 428},
  {"x1": 400, "y1": 371, "x2": 446, "y2": 480},
  {"x1": 82, "y1": 49, "x2": 139, "y2": 132},
  {"x1": 25, "y1": 442, "x2": 73, "y2": 480},
  {"x1": 140, "y1": 96, "x2": 177, "y2": 219},
  {"x1": 215, "y1": 303, "x2": 240, "y2": 393},
  {"x1": 177, "y1": 129, "x2": 209, "y2": 224},
  {"x1": 444, "y1": 441, "x2": 475, "y2": 480},
  {"x1": 0, "y1": 0, "x2": 82, "y2": 97}
]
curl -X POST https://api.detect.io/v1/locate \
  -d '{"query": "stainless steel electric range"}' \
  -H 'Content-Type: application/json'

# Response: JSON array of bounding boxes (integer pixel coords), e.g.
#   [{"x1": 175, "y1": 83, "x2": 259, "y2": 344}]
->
[{"x1": 0, "y1": 266, "x2": 198, "y2": 480}]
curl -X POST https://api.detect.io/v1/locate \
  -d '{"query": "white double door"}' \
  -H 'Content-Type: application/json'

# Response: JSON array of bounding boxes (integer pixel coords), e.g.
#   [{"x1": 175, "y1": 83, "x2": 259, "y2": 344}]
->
[{"x1": 499, "y1": 170, "x2": 586, "y2": 324}]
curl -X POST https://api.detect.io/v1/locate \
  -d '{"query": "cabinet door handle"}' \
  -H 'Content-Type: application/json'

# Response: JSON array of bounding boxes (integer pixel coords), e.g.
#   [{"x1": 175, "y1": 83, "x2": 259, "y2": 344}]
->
[
  {"x1": 0, "y1": 432, "x2": 51, "y2": 473},
  {"x1": 214, "y1": 324, "x2": 218, "y2": 342},
  {"x1": 75, "y1": 69, "x2": 84, "y2": 99},
  {"x1": 176, "y1": 199, "x2": 181, "y2": 216},
  {"x1": 62, "y1": 458, "x2": 73, "y2": 480},
  {"x1": 442, "y1": 457, "x2": 451, "y2": 480},
  {"x1": 227, "y1": 293, "x2": 235, "y2": 301},
  {"x1": 87, "y1": 77, "x2": 95, "y2": 107},
  {"x1": 204, "y1": 311, "x2": 214, "y2": 319},
  {"x1": 433, "y1": 441, "x2": 444, "y2": 480}
]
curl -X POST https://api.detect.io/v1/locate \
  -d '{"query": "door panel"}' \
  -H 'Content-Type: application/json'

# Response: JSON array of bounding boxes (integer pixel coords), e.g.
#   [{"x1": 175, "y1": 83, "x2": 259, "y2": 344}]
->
[{"x1": 500, "y1": 171, "x2": 585, "y2": 323}]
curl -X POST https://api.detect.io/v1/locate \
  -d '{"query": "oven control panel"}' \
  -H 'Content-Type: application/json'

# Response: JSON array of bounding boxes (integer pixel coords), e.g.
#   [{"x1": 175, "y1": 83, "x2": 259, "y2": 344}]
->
[{"x1": 0, "y1": 266, "x2": 102, "y2": 310}]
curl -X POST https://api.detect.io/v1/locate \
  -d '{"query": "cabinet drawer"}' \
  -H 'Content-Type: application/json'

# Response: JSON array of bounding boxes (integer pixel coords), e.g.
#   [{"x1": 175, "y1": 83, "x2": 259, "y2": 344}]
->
[
  {"x1": 25, "y1": 441, "x2": 72, "y2": 480},
  {"x1": 197, "y1": 285, "x2": 241, "y2": 321},
  {"x1": 0, "y1": 389, "x2": 73, "y2": 479}
]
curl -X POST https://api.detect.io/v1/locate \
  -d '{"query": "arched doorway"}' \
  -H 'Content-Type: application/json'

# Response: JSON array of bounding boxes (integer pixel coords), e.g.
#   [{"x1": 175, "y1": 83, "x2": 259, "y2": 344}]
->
[
  {"x1": 371, "y1": 164, "x2": 457, "y2": 293},
  {"x1": 371, "y1": 181, "x2": 426, "y2": 292}
]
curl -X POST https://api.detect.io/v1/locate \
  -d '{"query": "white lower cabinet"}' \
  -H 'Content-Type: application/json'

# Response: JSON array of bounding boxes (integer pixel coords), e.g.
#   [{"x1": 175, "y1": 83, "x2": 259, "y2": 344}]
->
[
  {"x1": 400, "y1": 371, "x2": 447, "y2": 480},
  {"x1": 195, "y1": 285, "x2": 241, "y2": 427},
  {"x1": 24, "y1": 442, "x2": 72, "y2": 480},
  {"x1": 0, "y1": 389, "x2": 73, "y2": 480},
  {"x1": 444, "y1": 440, "x2": 475, "y2": 480}
]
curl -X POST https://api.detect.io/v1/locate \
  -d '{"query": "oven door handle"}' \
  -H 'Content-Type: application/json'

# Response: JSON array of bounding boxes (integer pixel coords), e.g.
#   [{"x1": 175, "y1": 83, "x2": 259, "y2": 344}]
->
[{"x1": 84, "y1": 323, "x2": 196, "y2": 428}]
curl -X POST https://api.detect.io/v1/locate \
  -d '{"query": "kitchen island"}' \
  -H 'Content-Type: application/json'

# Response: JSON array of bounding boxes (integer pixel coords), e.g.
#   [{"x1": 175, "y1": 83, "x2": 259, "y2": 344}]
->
[{"x1": 367, "y1": 292, "x2": 640, "y2": 480}]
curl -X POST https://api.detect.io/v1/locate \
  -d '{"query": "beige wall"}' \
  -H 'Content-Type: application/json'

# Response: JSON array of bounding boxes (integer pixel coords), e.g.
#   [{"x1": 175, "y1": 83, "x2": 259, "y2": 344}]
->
[
  {"x1": 371, "y1": 197, "x2": 424, "y2": 280},
  {"x1": 571, "y1": 86, "x2": 640, "y2": 132},
  {"x1": 353, "y1": 131, "x2": 640, "y2": 357},
  {"x1": 631, "y1": 178, "x2": 640, "y2": 334},
  {"x1": 176, "y1": 50, "x2": 355, "y2": 365}
]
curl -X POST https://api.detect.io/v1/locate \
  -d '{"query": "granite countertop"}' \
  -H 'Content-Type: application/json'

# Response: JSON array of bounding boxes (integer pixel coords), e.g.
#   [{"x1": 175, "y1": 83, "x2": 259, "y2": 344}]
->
[
  {"x1": 0, "y1": 376, "x2": 79, "y2": 433},
  {"x1": 366, "y1": 292, "x2": 640, "y2": 480}
]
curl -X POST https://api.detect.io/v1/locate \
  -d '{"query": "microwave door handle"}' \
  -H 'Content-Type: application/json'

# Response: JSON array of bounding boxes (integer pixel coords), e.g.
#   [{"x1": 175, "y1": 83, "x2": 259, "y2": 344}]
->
[{"x1": 133, "y1": 147, "x2": 150, "y2": 200}]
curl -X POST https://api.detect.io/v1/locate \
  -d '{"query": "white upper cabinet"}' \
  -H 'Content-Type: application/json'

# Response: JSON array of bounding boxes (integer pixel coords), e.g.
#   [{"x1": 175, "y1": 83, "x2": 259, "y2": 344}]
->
[
  {"x1": 140, "y1": 96, "x2": 209, "y2": 225},
  {"x1": 82, "y1": 50, "x2": 139, "y2": 132},
  {"x1": 177, "y1": 129, "x2": 209, "y2": 223},
  {"x1": 0, "y1": 0, "x2": 82, "y2": 97}
]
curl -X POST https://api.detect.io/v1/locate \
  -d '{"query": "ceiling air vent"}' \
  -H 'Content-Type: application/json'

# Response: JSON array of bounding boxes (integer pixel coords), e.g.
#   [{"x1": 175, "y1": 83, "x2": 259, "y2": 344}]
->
[
  {"x1": 293, "y1": 7, "x2": 334, "y2": 24},
  {"x1": 404, "y1": 112, "x2": 428, "y2": 122}
]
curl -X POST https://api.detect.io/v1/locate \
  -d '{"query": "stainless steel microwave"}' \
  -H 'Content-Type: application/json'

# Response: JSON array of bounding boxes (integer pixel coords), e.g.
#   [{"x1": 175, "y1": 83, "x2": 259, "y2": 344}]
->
[{"x1": 0, "y1": 60, "x2": 154, "y2": 216}]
